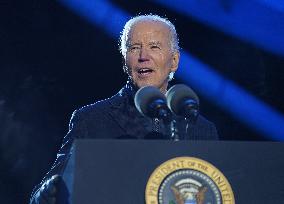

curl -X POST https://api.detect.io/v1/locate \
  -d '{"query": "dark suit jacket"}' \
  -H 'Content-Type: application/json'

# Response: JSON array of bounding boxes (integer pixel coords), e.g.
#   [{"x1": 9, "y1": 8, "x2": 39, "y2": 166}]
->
[{"x1": 30, "y1": 83, "x2": 218, "y2": 203}]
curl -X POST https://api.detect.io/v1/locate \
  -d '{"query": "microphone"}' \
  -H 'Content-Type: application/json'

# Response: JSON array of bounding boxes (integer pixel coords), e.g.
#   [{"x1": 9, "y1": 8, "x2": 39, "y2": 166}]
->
[
  {"x1": 166, "y1": 84, "x2": 199, "y2": 119},
  {"x1": 134, "y1": 86, "x2": 170, "y2": 119}
]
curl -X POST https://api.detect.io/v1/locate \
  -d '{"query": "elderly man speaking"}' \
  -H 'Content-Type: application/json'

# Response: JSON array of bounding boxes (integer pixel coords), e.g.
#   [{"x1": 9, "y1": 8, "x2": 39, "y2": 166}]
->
[{"x1": 30, "y1": 14, "x2": 218, "y2": 204}]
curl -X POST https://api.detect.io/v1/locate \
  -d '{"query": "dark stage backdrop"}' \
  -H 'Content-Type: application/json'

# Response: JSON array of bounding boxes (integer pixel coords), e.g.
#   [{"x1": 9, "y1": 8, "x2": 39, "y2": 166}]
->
[{"x1": 1, "y1": 0, "x2": 284, "y2": 203}]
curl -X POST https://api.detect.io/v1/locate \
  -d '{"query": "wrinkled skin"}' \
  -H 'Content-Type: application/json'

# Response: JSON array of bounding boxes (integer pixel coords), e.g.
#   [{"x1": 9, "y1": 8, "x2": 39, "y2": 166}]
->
[{"x1": 125, "y1": 20, "x2": 180, "y2": 94}]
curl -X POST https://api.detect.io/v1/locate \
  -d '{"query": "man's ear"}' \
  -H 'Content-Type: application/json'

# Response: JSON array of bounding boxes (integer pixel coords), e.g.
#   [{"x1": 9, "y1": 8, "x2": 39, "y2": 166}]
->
[
  {"x1": 122, "y1": 56, "x2": 128, "y2": 74},
  {"x1": 171, "y1": 51, "x2": 180, "y2": 72},
  {"x1": 122, "y1": 57, "x2": 133, "y2": 80}
]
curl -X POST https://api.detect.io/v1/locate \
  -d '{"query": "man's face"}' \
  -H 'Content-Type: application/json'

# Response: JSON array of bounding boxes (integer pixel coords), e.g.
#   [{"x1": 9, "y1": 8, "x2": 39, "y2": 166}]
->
[{"x1": 125, "y1": 21, "x2": 179, "y2": 93}]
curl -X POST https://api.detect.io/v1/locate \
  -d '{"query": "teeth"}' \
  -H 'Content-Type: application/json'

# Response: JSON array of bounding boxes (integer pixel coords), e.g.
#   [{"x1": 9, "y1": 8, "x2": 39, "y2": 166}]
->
[{"x1": 138, "y1": 68, "x2": 152, "y2": 73}]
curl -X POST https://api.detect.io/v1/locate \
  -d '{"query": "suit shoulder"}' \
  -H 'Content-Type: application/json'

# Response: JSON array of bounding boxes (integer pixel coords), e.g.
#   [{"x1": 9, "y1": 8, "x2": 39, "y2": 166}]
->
[
  {"x1": 79, "y1": 98, "x2": 111, "y2": 113},
  {"x1": 195, "y1": 114, "x2": 219, "y2": 140},
  {"x1": 70, "y1": 93, "x2": 122, "y2": 121},
  {"x1": 196, "y1": 114, "x2": 215, "y2": 127}
]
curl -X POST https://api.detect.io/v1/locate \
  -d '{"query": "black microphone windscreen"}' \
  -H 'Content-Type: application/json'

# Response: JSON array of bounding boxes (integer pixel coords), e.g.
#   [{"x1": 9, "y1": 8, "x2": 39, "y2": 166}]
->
[
  {"x1": 166, "y1": 84, "x2": 199, "y2": 116},
  {"x1": 134, "y1": 86, "x2": 166, "y2": 117}
]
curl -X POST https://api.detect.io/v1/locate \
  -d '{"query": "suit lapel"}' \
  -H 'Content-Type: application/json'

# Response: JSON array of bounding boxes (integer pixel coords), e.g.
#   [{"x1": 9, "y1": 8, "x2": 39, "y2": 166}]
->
[{"x1": 107, "y1": 86, "x2": 152, "y2": 138}]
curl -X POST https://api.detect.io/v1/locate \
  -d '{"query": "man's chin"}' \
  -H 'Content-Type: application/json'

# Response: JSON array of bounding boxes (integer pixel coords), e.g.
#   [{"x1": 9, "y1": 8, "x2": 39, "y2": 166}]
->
[
  {"x1": 132, "y1": 79, "x2": 167, "y2": 92},
  {"x1": 136, "y1": 82, "x2": 157, "y2": 89}
]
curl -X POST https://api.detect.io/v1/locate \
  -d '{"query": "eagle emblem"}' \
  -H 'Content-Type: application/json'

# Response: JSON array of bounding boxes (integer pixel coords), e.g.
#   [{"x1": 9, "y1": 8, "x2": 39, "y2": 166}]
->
[{"x1": 170, "y1": 178, "x2": 207, "y2": 204}]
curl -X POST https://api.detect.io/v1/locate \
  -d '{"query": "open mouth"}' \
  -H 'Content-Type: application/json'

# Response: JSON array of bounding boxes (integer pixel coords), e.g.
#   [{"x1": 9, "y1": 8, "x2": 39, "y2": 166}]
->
[{"x1": 137, "y1": 68, "x2": 154, "y2": 76}]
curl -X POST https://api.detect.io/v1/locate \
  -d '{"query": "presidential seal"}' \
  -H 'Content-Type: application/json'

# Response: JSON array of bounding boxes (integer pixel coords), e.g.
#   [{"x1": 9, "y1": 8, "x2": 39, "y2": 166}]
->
[{"x1": 145, "y1": 157, "x2": 234, "y2": 204}]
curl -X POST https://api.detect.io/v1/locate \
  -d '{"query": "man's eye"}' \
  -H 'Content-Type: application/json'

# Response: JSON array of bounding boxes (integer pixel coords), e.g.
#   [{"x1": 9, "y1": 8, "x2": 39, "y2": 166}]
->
[
  {"x1": 129, "y1": 46, "x2": 140, "y2": 51},
  {"x1": 151, "y1": 45, "x2": 160, "y2": 49}
]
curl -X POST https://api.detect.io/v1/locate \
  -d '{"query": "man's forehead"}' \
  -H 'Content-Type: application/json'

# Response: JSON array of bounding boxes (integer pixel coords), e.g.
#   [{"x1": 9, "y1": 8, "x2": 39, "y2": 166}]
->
[
  {"x1": 127, "y1": 20, "x2": 171, "y2": 42},
  {"x1": 130, "y1": 20, "x2": 170, "y2": 33}
]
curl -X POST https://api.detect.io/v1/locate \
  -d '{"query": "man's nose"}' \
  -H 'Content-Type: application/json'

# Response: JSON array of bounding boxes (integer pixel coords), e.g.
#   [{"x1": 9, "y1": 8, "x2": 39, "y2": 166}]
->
[{"x1": 138, "y1": 47, "x2": 150, "y2": 62}]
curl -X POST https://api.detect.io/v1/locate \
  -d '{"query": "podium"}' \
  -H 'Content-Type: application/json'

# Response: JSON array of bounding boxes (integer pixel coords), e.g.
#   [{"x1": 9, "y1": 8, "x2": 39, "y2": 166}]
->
[{"x1": 62, "y1": 139, "x2": 284, "y2": 203}]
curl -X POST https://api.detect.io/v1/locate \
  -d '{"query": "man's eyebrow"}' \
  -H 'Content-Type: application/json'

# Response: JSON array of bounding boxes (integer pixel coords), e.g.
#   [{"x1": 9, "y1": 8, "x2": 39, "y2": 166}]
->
[
  {"x1": 149, "y1": 41, "x2": 162, "y2": 45},
  {"x1": 127, "y1": 42, "x2": 141, "y2": 47}
]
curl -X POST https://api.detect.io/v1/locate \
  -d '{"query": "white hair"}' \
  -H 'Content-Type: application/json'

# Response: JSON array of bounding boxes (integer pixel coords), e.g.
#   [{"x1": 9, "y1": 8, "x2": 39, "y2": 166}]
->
[{"x1": 119, "y1": 14, "x2": 180, "y2": 58}]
